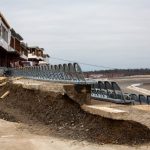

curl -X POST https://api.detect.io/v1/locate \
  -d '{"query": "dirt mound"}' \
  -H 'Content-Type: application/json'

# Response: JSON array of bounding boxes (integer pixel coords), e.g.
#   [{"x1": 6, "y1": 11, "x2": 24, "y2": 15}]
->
[
  {"x1": 0, "y1": 110, "x2": 17, "y2": 122},
  {"x1": 0, "y1": 83, "x2": 150, "y2": 145}
]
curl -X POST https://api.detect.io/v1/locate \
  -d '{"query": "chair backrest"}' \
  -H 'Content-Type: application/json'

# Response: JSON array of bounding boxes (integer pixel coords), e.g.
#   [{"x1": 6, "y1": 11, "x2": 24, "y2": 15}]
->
[
  {"x1": 98, "y1": 81, "x2": 105, "y2": 90},
  {"x1": 94, "y1": 83, "x2": 99, "y2": 89},
  {"x1": 129, "y1": 93, "x2": 139, "y2": 104},
  {"x1": 147, "y1": 96, "x2": 150, "y2": 105},
  {"x1": 104, "y1": 81, "x2": 113, "y2": 90},
  {"x1": 73, "y1": 63, "x2": 85, "y2": 82},
  {"x1": 63, "y1": 64, "x2": 71, "y2": 80},
  {"x1": 68, "y1": 63, "x2": 78, "y2": 81},
  {"x1": 58, "y1": 64, "x2": 63, "y2": 72},
  {"x1": 111, "y1": 82, "x2": 121, "y2": 91},
  {"x1": 111, "y1": 82, "x2": 125, "y2": 100},
  {"x1": 139, "y1": 94, "x2": 147, "y2": 104}
]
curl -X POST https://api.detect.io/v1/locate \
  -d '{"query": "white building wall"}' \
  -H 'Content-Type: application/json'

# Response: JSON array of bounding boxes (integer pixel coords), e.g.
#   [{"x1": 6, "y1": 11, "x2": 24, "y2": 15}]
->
[{"x1": 0, "y1": 18, "x2": 11, "y2": 51}]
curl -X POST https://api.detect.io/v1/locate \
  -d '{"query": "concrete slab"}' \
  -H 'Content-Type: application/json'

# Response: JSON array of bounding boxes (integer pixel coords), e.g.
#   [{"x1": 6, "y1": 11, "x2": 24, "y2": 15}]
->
[
  {"x1": 12, "y1": 78, "x2": 91, "y2": 105},
  {"x1": 82, "y1": 100, "x2": 150, "y2": 130},
  {"x1": 13, "y1": 79, "x2": 66, "y2": 94},
  {"x1": 132, "y1": 105, "x2": 150, "y2": 112},
  {"x1": 82, "y1": 105, "x2": 129, "y2": 120}
]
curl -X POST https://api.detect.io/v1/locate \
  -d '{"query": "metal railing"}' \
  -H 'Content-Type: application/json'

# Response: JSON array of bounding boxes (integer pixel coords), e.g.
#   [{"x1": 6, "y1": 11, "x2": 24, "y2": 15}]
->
[{"x1": 9, "y1": 63, "x2": 86, "y2": 84}]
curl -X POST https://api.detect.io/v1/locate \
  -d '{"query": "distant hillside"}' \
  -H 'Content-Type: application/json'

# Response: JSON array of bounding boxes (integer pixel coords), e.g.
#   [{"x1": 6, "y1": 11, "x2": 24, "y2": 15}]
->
[{"x1": 84, "y1": 69, "x2": 150, "y2": 78}]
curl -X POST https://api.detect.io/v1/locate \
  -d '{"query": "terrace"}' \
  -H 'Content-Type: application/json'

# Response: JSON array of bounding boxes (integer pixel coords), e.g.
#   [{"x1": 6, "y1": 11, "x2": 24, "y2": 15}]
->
[{"x1": 28, "y1": 47, "x2": 45, "y2": 65}]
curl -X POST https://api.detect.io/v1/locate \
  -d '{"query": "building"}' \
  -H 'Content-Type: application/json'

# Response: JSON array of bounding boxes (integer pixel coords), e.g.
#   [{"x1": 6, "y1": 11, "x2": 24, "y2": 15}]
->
[
  {"x1": 0, "y1": 12, "x2": 50, "y2": 68},
  {"x1": 9, "y1": 29, "x2": 28, "y2": 67},
  {"x1": 28, "y1": 46, "x2": 50, "y2": 66},
  {"x1": 0, "y1": 12, "x2": 11, "y2": 67},
  {"x1": 0, "y1": 13, "x2": 29, "y2": 67},
  {"x1": 20, "y1": 42, "x2": 29, "y2": 61},
  {"x1": 28, "y1": 46, "x2": 44, "y2": 65},
  {"x1": 39, "y1": 53, "x2": 50, "y2": 65}
]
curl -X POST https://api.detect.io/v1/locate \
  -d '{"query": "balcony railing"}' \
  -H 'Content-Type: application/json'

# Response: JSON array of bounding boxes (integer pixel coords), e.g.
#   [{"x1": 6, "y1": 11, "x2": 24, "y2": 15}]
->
[
  {"x1": 8, "y1": 46, "x2": 15, "y2": 52},
  {"x1": 38, "y1": 56, "x2": 44, "y2": 61},
  {"x1": 20, "y1": 53, "x2": 28, "y2": 60},
  {"x1": 0, "y1": 37, "x2": 16, "y2": 53},
  {"x1": 28, "y1": 53, "x2": 39, "y2": 60}
]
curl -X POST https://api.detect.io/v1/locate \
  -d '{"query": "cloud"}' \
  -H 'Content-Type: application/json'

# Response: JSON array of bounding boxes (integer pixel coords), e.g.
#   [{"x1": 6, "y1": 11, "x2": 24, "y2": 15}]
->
[{"x1": 1, "y1": 0, "x2": 150, "y2": 70}]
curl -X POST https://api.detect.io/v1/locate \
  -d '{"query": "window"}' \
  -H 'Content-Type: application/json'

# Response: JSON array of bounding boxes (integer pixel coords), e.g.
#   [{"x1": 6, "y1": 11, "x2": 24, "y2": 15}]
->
[
  {"x1": 2, "y1": 25, "x2": 8, "y2": 43},
  {"x1": 0, "y1": 25, "x2": 2, "y2": 37}
]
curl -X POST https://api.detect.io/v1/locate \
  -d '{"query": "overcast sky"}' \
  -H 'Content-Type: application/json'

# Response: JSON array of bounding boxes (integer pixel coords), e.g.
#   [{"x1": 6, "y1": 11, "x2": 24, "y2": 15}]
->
[{"x1": 1, "y1": 0, "x2": 150, "y2": 71}]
